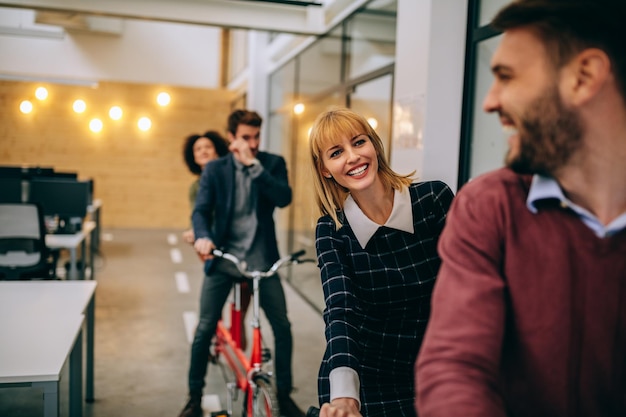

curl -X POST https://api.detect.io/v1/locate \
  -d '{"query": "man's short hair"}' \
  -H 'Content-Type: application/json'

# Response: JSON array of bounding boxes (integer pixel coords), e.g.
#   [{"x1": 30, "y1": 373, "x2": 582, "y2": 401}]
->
[
  {"x1": 491, "y1": 0, "x2": 626, "y2": 102},
  {"x1": 228, "y1": 109, "x2": 263, "y2": 135}
]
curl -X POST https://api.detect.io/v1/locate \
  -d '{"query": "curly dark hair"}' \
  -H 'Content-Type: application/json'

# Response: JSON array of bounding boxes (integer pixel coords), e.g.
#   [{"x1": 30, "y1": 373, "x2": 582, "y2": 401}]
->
[{"x1": 183, "y1": 130, "x2": 229, "y2": 175}]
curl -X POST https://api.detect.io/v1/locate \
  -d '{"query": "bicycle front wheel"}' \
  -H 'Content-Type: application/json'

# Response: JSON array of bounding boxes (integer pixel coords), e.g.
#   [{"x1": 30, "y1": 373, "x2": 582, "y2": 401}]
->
[{"x1": 244, "y1": 374, "x2": 279, "y2": 417}]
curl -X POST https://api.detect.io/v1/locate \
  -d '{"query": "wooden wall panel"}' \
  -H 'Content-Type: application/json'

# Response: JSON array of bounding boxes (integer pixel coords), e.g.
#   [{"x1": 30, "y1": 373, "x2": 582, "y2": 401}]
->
[{"x1": 0, "y1": 80, "x2": 235, "y2": 229}]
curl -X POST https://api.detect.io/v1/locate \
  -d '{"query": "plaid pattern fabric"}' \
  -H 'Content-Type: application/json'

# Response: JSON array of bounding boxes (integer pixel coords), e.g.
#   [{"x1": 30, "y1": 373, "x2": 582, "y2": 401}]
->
[{"x1": 316, "y1": 181, "x2": 454, "y2": 416}]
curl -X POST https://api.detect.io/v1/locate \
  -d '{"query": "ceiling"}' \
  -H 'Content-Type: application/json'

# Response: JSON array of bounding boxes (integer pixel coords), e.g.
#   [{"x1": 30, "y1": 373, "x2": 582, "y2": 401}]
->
[{"x1": 0, "y1": 0, "x2": 382, "y2": 36}]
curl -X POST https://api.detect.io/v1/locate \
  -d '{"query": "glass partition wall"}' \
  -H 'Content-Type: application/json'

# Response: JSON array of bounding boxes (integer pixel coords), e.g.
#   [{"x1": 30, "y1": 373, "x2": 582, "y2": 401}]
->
[
  {"x1": 268, "y1": 0, "x2": 397, "y2": 312},
  {"x1": 459, "y1": 0, "x2": 508, "y2": 184}
]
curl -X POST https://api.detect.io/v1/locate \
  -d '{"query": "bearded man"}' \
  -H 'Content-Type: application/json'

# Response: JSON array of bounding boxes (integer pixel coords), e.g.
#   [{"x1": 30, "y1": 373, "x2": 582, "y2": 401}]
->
[{"x1": 416, "y1": 1, "x2": 626, "y2": 416}]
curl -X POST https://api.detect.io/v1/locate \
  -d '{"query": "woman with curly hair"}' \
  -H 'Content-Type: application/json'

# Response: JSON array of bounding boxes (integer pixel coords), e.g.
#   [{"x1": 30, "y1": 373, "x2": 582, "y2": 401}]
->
[{"x1": 182, "y1": 130, "x2": 229, "y2": 243}]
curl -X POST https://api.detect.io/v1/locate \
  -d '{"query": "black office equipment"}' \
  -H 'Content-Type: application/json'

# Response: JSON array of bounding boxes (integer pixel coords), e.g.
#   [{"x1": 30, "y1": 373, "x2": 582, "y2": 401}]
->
[
  {"x1": 0, "y1": 202, "x2": 56, "y2": 280},
  {"x1": 0, "y1": 177, "x2": 23, "y2": 203},
  {"x1": 0, "y1": 166, "x2": 23, "y2": 179},
  {"x1": 23, "y1": 166, "x2": 55, "y2": 179},
  {"x1": 30, "y1": 170, "x2": 78, "y2": 180},
  {"x1": 28, "y1": 178, "x2": 91, "y2": 234},
  {"x1": 51, "y1": 172, "x2": 79, "y2": 180}
]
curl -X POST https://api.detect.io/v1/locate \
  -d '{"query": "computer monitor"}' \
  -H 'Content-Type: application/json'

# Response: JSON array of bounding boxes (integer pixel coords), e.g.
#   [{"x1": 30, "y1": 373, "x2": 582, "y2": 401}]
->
[
  {"x1": 0, "y1": 166, "x2": 23, "y2": 179},
  {"x1": 30, "y1": 170, "x2": 78, "y2": 180},
  {"x1": 28, "y1": 178, "x2": 91, "y2": 233},
  {"x1": 51, "y1": 172, "x2": 79, "y2": 180},
  {"x1": 0, "y1": 177, "x2": 24, "y2": 203},
  {"x1": 23, "y1": 166, "x2": 55, "y2": 179}
]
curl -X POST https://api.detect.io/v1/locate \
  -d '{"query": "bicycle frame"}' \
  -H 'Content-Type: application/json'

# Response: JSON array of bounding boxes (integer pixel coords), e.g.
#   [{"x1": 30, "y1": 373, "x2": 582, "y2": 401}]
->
[
  {"x1": 214, "y1": 280, "x2": 265, "y2": 406},
  {"x1": 210, "y1": 249, "x2": 312, "y2": 417}
]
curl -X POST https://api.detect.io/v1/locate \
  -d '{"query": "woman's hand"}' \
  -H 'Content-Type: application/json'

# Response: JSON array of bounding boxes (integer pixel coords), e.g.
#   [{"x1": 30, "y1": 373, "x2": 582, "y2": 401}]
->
[
  {"x1": 182, "y1": 229, "x2": 195, "y2": 244},
  {"x1": 320, "y1": 398, "x2": 361, "y2": 417}
]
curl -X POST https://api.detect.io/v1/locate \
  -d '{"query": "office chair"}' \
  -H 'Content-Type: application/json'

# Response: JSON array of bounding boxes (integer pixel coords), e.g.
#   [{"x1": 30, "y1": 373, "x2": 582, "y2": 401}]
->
[{"x1": 0, "y1": 203, "x2": 56, "y2": 280}]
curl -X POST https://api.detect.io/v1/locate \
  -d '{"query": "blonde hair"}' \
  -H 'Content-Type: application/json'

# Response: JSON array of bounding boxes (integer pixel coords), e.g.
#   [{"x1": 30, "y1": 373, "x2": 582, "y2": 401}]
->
[{"x1": 309, "y1": 107, "x2": 415, "y2": 229}]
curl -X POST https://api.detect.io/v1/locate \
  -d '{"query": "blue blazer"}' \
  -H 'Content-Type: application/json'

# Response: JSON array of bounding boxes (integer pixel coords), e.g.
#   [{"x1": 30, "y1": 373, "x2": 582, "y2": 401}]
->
[{"x1": 192, "y1": 152, "x2": 292, "y2": 274}]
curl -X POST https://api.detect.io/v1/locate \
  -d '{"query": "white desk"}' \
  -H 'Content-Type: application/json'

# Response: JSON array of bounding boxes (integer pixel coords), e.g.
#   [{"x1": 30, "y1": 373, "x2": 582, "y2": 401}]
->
[
  {"x1": 0, "y1": 281, "x2": 97, "y2": 415},
  {"x1": 46, "y1": 221, "x2": 96, "y2": 280},
  {"x1": 0, "y1": 313, "x2": 84, "y2": 417}
]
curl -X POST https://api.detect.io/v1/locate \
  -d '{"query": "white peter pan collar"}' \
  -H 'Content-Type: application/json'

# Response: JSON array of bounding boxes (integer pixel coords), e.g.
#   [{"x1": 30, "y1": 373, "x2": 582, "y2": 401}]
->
[{"x1": 343, "y1": 187, "x2": 414, "y2": 249}]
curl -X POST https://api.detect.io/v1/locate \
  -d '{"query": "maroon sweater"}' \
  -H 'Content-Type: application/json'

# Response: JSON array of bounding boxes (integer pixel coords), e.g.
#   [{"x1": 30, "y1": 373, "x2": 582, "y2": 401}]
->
[{"x1": 416, "y1": 168, "x2": 626, "y2": 417}]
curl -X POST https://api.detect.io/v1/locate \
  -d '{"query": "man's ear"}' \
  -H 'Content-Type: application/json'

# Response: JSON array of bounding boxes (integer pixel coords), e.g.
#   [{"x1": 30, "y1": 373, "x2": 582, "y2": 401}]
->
[
  {"x1": 565, "y1": 48, "x2": 611, "y2": 106},
  {"x1": 227, "y1": 132, "x2": 235, "y2": 142}
]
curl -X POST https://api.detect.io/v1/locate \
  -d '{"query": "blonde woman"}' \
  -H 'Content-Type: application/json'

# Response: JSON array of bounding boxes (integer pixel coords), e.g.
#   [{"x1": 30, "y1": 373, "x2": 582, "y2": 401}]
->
[{"x1": 309, "y1": 108, "x2": 453, "y2": 417}]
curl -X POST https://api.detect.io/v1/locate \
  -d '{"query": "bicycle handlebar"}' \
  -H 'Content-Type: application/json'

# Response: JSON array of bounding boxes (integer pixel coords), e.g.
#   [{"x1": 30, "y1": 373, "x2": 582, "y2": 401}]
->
[
  {"x1": 211, "y1": 248, "x2": 315, "y2": 279},
  {"x1": 306, "y1": 406, "x2": 320, "y2": 417}
]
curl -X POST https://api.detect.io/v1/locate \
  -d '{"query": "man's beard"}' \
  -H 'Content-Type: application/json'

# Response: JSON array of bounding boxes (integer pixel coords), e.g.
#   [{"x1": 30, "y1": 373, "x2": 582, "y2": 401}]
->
[{"x1": 506, "y1": 86, "x2": 584, "y2": 176}]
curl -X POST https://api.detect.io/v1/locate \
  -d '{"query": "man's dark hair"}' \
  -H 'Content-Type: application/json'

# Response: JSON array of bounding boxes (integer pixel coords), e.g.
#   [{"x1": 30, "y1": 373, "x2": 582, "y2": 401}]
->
[
  {"x1": 227, "y1": 109, "x2": 262, "y2": 136},
  {"x1": 491, "y1": 0, "x2": 626, "y2": 102}
]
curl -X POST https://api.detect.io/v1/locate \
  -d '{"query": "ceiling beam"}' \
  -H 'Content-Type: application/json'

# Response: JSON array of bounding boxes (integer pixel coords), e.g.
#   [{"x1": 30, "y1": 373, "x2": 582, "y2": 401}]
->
[{"x1": 0, "y1": 0, "x2": 364, "y2": 35}]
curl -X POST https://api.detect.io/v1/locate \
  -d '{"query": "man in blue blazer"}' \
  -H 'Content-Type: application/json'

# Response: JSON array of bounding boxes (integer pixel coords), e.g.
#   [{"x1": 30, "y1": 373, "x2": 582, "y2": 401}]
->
[{"x1": 178, "y1": 109, "x2": 304, "y2": 417}]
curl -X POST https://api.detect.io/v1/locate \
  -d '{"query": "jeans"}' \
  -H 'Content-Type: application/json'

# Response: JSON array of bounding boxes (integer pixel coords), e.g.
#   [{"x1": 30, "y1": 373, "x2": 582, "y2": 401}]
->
[{"x1": 188, "y1": 258, "x2": 294, "y2": 395}]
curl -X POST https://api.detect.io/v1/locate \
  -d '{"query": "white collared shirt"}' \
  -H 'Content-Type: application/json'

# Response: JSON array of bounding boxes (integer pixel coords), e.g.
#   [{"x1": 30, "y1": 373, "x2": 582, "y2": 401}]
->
[
  {"x1": 343, "y1": 187, "x2": 414, "y2": 249},
  {"x1": 527, "y1": 174, "x2": 626, "y2": 238}
]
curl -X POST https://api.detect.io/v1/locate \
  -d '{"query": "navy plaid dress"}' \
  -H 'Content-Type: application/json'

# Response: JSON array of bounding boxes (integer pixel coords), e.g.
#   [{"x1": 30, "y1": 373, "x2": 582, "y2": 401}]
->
[{"x1": 316, "y1": 181, "x2": 454, "y2": 417}]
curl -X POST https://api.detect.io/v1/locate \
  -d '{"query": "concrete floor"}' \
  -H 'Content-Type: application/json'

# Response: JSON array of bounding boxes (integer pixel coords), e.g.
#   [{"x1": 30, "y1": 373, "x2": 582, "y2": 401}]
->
[{"x1": 0, "y1": 228, "x2": 326, "y2": 417}]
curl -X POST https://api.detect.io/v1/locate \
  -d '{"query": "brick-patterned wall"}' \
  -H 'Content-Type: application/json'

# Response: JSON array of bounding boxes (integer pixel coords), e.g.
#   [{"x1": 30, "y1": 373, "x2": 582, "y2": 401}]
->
[{"x1": 0, "y1": 80, "x2": 235, "y2": 229}]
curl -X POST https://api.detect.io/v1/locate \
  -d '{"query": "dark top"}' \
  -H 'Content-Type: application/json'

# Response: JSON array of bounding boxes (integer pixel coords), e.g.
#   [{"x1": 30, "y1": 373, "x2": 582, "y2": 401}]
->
[
  {"x1": 192, "y1": 152, "x2": 292, "y2": 275},
  {"x1": 316, "y1": 181, "x2": 454, "y2": 416}
]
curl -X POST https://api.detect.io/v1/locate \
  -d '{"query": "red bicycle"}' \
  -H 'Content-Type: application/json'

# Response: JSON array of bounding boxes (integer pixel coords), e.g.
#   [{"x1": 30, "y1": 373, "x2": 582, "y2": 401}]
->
[{"x1": 209, "y1": 249, "x2": 314, "y2": 417}]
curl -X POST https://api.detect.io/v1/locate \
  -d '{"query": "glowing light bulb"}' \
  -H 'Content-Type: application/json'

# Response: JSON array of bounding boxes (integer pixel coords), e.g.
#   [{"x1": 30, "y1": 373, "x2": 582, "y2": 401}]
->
[
  {"x1": 156, "y1": 92, "x2": 170, "y2": 106},
  {"x1": 367, "y1": 117, "x2": 378, "y2": 130},
  {"x1": 73, "y1": 99, "x2": 87, "y2": 113},
  {"x1": 20, "y1": 100, "x2": 33, "y2": 114},
  {"x1": 89, "y1": 118, "x2": 103, "y2": 133},
  {"x1": 109, "y1": 106, "x2": 123, "y2": 120},
  {"x1": 35, "y1": 87, "x2": 48, "y2": 100},
  {"x1": 138, "y1": 117, "x2": 152, "y2": 131},
  {"x1": 294, "y1": 103, "x2": 305, "y2": 115}
]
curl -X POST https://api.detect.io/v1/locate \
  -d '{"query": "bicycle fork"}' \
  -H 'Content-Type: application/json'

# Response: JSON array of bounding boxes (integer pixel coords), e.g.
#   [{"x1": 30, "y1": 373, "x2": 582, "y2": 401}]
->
[{"x1": 249, "y1": 276, "x2": 264, "y2": 368}]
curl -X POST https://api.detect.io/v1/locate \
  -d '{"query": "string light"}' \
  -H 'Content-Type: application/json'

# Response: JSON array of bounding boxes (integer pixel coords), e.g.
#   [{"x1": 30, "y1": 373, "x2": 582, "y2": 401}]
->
[
  {"x1": 89, "y1": 118, "x2": 103, "y2": 133},
  {"x1": 294, "y1": 103, "x2": 305, "y2": 115},
  {"x1": 138, "y1": 117, "x2": 152, "y2": 131},
  {"x1": 156, "y1": 92, "x2": 170, "y2": 106},
  {"x1": 109, "y1": 106, "x2": 123, "y2": 120},
  {"x1": 73, "y1": 99, "x2": 86, "y2": 113},
  {"x1": 19, "y1": 100, "x2": 33, "y2": 114},
  {"x1": 35, "y1": 87, "x2": 48, "y2": 100},
  {"x1": 19, "y1": 86, "x2": 161, "y2": 135}
]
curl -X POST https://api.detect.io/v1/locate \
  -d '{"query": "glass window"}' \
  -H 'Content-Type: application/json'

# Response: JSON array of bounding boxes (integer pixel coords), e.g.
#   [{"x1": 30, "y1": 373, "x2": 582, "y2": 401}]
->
[
  {"x1": 287, "y1": 94, "x2": 344, "y2": 312},
  {"x1": 269, "y1": 60, "x2": 296, "y2": 113},
  {"x1": 267, "y1": 60, "x2": 296, "y2": 154},
  {"x1": 469, "y1": 35, "x2": 506, "y2": 179},
  {"x1": 299, "y1": 26, "x2": 343, "y2": 98},
  {"x1": 265, "y1": 0, "x2": 398, "y2": 312},
  {"x1": 345, "y1": 2, "x2": 396, "y2": 81},
  {"x1": 267, "y1": 60, "x2": 296, "y2": 257},
  {"x1": 350, "y1": 73, "x2": 394, "y2": 155},
  {"x1": 479, "y1": 0, "x2": 510, "y2": 26}
]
